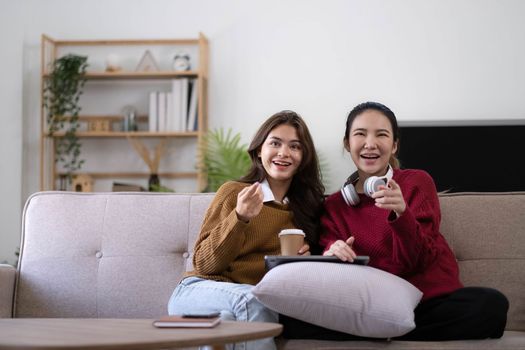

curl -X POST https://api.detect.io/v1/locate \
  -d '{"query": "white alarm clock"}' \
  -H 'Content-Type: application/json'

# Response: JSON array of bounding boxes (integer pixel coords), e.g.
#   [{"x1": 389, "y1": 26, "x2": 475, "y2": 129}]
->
[{"x1": 172, "y1": 52, "x2": 191, "y2": 71}]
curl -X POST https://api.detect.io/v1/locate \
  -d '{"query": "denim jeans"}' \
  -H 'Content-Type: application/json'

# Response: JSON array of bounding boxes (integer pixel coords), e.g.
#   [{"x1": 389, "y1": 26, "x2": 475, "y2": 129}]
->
[{"x1": 167, "y1": 276, "x2": 278, "y2": 350}]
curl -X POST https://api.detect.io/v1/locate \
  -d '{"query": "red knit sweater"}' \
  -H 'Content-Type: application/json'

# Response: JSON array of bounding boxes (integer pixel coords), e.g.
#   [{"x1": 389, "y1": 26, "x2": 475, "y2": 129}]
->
[{"x1": 320, "y1": 169, "x2": 463, "y2": 301}]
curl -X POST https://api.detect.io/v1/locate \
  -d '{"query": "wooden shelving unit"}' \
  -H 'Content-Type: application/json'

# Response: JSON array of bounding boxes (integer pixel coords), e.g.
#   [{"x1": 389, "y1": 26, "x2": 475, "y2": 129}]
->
[{"x1": 40, "y1": 34, "x2": 209, "y2": 192}]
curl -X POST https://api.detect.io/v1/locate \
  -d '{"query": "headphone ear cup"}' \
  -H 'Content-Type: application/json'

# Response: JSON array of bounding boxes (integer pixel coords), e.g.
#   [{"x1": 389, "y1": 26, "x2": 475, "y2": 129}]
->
[
  {"x1": 341, "y1": 183, "x2": 360, "y2": 206},
  {"x1": 364, "y1": 176, "x2": 387, "y2": 197}
]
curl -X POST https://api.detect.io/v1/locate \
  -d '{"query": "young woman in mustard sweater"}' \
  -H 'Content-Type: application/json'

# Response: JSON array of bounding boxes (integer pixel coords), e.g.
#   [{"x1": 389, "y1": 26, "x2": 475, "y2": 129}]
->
[{"x1": 167, "y1": 110, "x2": 324, "y2": 350}]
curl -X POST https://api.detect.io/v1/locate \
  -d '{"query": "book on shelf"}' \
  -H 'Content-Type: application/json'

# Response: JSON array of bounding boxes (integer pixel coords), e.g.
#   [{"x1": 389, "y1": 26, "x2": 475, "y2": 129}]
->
[
  {"x1": 169, "y1": 78, "x2": 191, "y2": 132},
  {"x1": 180, "y1": 78, "x2": 189, "y2": 131},
  {"x1": 148, "y1": 91, "x2": 158, "y2": 132},
  {"x1": 152, "y1": 315, "x2": 221, "y2": 328},
  {"x1": 157, "y1": 92, "x2": 167, "y2": 132},
  {"x1": 170, "y1": 79, "x2": 182, "y2": 131},
  {"x1": 187, "y1": 80, "x2": 198, "y2": 131},
  {"x1": 166, "y1": 92, "x2": 174, "y2": 131},
  {"x1": 112, "y1": 182, "x2": 146, "y2": 192}
]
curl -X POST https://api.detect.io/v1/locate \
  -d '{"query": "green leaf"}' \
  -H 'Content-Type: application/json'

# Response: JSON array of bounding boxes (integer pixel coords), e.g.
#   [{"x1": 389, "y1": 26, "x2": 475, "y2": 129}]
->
[
  {"x1": 43, "y1": 54, "x2": 88, "y2": 179},
  {"x1": 200, "y1": 128, "x2": 251, "y2": 192}
]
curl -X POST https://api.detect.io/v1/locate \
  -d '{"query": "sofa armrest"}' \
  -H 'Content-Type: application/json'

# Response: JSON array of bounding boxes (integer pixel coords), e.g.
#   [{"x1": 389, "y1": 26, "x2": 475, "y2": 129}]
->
[{"x1": 0, "y1": 264, "x2": 16, "y2": 318}]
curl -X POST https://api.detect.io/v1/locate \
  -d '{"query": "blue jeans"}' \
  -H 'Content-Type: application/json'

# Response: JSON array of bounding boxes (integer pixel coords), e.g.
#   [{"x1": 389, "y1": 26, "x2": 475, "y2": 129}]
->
[{"x1": 167, "y1": 276, "x2": 278, "y2": 350}]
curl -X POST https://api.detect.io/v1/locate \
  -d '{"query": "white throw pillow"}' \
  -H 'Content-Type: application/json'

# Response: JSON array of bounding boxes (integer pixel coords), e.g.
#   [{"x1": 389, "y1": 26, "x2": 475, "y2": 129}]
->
[{"x1": 252, "y1": 262, "x2": 423, "y2": 338}]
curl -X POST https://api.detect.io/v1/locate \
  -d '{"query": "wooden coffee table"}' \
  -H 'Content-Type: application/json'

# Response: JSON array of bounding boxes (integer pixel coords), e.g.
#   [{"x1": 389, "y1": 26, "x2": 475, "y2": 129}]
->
[{"x1": 0, "y1": 318, "x2": 283, "y2": 350}]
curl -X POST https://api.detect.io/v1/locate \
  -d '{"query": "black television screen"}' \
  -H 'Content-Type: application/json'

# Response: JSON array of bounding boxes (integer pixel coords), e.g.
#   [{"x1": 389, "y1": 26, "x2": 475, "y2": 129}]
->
[{"x1": 398, "y1": 123, "x2": 525, "y2": 192}]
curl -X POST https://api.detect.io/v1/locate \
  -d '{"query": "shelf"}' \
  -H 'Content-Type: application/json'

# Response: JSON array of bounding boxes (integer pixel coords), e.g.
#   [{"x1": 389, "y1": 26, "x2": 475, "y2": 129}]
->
[
  {"x1": 52, "y1": 38, "x2": 199, "y2": 46},
  {"x1": 44, "y1": 71, "x2": 199, "y2": 80},
  {"x1": 86, "y1": 71, "x2": 199, "y2": 80},
  {"x1": 47, "y1": 131, "x2": 199, "y2": 138},
  {"x1": 57, "y1": 172, "x2": 198, "y2": 179}
]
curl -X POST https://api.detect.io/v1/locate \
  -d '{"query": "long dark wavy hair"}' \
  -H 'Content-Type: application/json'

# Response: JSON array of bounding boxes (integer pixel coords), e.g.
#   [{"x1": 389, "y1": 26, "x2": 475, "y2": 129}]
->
[
  {"x1": 240, "y1": 110, "x2": 325, "y2": 247},
  {"x1": 344, "y1": 101, "x2": 401, "y2": 169}
]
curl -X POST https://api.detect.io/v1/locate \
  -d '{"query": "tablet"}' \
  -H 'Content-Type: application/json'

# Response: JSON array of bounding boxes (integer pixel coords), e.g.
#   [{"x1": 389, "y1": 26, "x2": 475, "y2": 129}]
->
[{"x1": 264, "y1": 255, "x2": 370, "y2": 270}]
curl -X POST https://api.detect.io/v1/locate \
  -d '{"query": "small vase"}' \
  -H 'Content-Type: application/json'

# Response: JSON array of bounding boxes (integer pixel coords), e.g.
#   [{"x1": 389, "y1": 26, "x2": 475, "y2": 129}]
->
[
  {"x1": 58, "y1": 175, "x2": 68, "y2": 191},
  {"x1": 148, "y1": 173, "x2": 160, "y2": 191}
]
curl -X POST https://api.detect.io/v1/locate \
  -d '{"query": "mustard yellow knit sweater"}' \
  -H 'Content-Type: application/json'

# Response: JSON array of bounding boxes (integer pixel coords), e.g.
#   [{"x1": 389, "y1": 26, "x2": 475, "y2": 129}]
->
[{"x1": 185, "y1": 181, "x2": 297, "y2": 285}]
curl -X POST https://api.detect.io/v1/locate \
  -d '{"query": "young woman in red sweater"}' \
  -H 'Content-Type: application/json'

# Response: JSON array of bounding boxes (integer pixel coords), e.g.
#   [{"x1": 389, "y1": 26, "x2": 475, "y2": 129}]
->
[{"x1": 282, "y1": 101, "x2": 508, "y2": 341}]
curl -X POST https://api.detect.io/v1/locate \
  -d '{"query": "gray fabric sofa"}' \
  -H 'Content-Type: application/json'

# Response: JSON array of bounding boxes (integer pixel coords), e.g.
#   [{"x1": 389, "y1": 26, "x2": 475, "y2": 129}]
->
[{"x1": 1, "y1": 191, "x2": 524, "y2": 349}]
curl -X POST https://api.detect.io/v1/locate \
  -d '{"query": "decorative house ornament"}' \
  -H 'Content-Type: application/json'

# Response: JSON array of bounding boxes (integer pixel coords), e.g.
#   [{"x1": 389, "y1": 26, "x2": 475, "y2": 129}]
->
[
  {"x1": 72, "y1": 174, "x2": 94, "y2": 192},
  {"x1": 136, "y1": 50, "x2": 159, "y2": 72},
  {"x1": 172, "y1": 52, "x2": 191, "y2": 71}
]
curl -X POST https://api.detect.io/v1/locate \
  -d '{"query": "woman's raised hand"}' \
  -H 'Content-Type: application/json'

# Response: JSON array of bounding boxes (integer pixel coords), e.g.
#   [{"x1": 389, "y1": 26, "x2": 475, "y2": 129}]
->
[
  {"x1": 235, "y1": 182, "x2": 264, "y2": 223},
  {"x1": 323, "y1": 236, "x2": 356, "y2": 262},
  {"x1": 372, "y1": 178, "x2": 406, "y2": 217}
]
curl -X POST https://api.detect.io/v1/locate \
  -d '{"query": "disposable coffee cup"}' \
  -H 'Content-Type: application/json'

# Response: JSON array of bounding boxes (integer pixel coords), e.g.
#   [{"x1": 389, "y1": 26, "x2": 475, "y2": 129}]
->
[{"x1": 278, "y1": 229, "x2": 305, "y2": 256}]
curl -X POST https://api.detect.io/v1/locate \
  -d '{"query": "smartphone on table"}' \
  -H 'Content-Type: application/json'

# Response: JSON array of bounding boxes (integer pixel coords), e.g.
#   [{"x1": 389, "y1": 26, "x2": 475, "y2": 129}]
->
[{"x1": 182, "y1": 311, "x2": 220, "y2": 318}]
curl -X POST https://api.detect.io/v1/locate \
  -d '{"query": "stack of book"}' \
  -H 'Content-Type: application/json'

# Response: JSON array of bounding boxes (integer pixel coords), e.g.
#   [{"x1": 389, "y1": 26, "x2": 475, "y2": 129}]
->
[{"x1": 148, "y1": 79, "x2": 198, "y2": 132}]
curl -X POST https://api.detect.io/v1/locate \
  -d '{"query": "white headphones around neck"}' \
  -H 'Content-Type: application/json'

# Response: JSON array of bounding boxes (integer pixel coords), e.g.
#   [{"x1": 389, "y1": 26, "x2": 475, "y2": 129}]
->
[{"x1": 341, "y1": 165, "x2": 394, "y2": 206}]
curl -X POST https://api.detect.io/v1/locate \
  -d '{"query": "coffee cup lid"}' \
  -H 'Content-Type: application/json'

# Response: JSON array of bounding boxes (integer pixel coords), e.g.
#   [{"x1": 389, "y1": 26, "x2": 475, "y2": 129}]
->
[{"x1": 278, "y1": 229, "x2": 305, "y2": 237}]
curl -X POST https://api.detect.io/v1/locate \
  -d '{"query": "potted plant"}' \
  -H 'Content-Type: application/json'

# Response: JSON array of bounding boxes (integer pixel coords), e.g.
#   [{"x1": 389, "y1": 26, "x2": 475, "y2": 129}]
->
[
  {"x1": 43, "y1": 54, "x2": 88, "y2": 181},
  {"x1": 127, "y1": 137, "x2": 174, "y2": 192},
  {"x1": 201, "y1": 128, "x2": 251, "y2": 192}
]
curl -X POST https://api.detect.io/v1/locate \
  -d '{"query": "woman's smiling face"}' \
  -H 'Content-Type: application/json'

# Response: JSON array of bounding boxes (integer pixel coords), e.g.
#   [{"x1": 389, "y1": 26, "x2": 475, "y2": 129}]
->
[
  {"x1": 259, "y1": 123, "x2": 303, "y2": 185},
  {"x1": 346, "y1": 109, "x2": 398, "y2": 178}
]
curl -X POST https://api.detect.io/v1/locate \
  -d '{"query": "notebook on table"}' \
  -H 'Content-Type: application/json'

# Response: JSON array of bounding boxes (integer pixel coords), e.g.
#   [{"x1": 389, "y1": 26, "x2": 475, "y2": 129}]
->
[
  {"x1": 152, "y1": 315, "x2": 221, "y2": 328},
  {"x1": 264, "y1": 255, "x2": 369, "y2": 270}
]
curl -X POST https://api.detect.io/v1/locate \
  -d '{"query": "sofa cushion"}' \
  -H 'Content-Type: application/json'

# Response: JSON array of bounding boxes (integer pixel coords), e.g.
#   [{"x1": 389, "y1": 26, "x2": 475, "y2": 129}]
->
[
  {"x1": 16, "y1": 192, "x2": 215, "y2": 318},
  {"x1": 277, "y1": 330, "x2": 525, "y2": 349},
  {"x1": 439, "y1": 192, "x2": 525, "y2": 332},
  {"x1": 253, "y1": 262, "x2": 423, "y2": 338}
]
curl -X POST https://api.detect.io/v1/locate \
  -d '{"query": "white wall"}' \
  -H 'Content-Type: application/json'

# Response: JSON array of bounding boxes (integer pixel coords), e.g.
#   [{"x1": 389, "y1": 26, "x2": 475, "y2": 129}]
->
[
  {"x1": 0, "y1": 2, "x2": 24, "y2": 265},
  {"x1": 1, "y1": 0, "x2": 525, "y2": 262}
]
